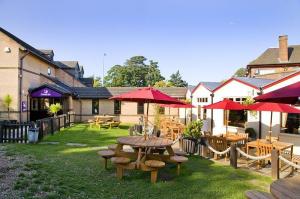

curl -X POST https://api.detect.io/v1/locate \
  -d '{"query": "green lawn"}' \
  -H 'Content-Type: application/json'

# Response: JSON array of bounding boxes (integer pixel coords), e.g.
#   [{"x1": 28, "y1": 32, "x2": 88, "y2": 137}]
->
[{"x1": 4, "y1": 124, "x2": 272, "y2": 199}]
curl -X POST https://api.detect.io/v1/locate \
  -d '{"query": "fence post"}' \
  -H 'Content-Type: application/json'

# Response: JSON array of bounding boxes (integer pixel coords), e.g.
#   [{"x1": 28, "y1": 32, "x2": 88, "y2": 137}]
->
[
  {"x1": 230, "y1": 144, "x2": 237, "y2": 169},
  {"x1": 271, "y1": 149, "x2": 280, "y2": 180},
  {"x1": 64, "y1": 115, "x2": 66, "y2": 128},
  {"x1": 50, "y1": 118, "x2": 54, "y2": 135},
  {"x1": 0, "y1": 123, "x2": 3, "y2": 143},
  {"x1": 58, "y1": 117, "x2": 60, "y2": 131},
  {"x1": 68, "y1": 113, "x2": 71, "y2": 127}
]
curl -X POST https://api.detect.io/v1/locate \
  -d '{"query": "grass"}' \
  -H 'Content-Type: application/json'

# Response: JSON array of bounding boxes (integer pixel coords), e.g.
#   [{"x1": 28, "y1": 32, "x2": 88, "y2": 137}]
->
[{"x1": 4, "y1": 124, "x2": 272, "y2": 199}]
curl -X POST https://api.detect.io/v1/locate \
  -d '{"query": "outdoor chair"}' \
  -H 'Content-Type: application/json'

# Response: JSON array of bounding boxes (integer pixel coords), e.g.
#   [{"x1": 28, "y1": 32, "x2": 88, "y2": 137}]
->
[
  {"x1": 256, "y1": 141, "x2": 273, "y2": 168},
  {"x1": 292, "y1": 155, "x2": 300, "y2": 172},
  {"x1": 111, "y1": 157, "x2": 131, "y2": 180},
  {"x1": 97, "y1": 150, "x2": 115, "y2": 169},
  {"x1": 170, "y1": 155, "x2": 188, "y2": 175},
  {"x1": 236, "y1": 132, "x2": 249, "y2": 151},
  {"x1": 265, "y1": 135, "x2": 279, "y2": 143},
  {"x1": 144, "y1": 160, "x2": 165, "y2": 183}
]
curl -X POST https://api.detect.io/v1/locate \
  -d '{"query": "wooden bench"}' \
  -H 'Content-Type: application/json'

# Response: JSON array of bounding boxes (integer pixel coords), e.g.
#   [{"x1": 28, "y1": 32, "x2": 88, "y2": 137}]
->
[
  {"x1": 173, "y1": 149, "x2": 187, "y2": 156},
  {"x1": 170, "y1": 155, "x2": 188, "y2": 175},
  {"x1": 145, "y1": 160, "x2": 165, "y2": 183},
  {"x1": 111, "y1": 157, "x2": 131, "y2": 180},
  {"x1": 245, "y1": 190, "x2": 274, "y2": 199},
  {"x1": 293, "y1": 155, "x2": 300, "y2": 171},
  {"x1": 97, "y1": 150, "x2": 115, "y2": 169},
  {"x1": 108, "y1": 144, "x2": 118, "y2": 151}
]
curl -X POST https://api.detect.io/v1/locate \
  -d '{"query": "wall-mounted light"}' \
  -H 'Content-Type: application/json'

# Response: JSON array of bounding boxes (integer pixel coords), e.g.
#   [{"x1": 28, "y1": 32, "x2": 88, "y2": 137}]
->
[{"x1": 4, "y1": 47, "x2": 11, "y2": 53}]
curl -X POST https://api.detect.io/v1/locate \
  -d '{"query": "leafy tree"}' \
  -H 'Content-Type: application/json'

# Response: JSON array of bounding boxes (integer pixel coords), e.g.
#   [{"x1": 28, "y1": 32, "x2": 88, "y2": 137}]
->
[
  {"x1": 104, "y1": 56, "x2": 164, "y2": 87},
  {"x1": 169, "y1": 70, "x2": 188, "y2": 87},
  {"x1": 3, "y1": 94, "x2": 12, "y2": 120},
  {"x1": 93, "y1": 76, "x2": 102, "y2": 87},
  {"x1": 153, "y1": 80, "x2": 173, "y2": 88},
  {"x1": 48, "y1": 103, "x2": 62, "y2": 117},
  {"x1": 233, "y1": 67, "x2": 247, "y2": 77}
]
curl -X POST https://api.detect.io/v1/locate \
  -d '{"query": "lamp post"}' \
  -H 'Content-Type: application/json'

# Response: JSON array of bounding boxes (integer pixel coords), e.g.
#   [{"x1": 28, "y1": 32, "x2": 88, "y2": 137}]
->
[{"x1": 102, "y1": 53, "x2": 106, "y2": 86}]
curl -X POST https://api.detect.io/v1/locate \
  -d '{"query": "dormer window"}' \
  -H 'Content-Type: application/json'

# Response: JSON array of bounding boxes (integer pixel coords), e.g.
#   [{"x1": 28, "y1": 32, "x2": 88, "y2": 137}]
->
[{"x1": 47, "y1": 67, "x2": 51, "y2": 76}]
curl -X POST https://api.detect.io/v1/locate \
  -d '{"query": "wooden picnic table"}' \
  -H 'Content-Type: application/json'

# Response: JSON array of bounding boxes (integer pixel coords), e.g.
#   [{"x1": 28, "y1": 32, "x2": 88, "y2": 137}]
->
[
  {"x1": 224, "y1": 134, "x2": 247, "y2": 143},
  {"x1": 246, "y1": 139, "x2": 294, "y2": 166},
  {"x1": 270, "y1": 175, "x2": 300, "y2": 199},
  {"x1": 116, "y1": 136, "x2": 174, "y2": 169},
  {"x1": 94, "y1": 115, "x2": 115, "y2": 122}
]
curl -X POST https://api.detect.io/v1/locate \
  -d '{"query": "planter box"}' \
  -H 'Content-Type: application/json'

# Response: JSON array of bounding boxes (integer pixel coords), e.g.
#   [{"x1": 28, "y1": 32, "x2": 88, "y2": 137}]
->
[{"x1": 182, "y1": 138, "x2": 198, "y2": 154}]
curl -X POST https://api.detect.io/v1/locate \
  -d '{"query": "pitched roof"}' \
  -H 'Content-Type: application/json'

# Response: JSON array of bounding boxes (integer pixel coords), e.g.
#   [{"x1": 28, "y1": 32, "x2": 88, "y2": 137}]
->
[
  {"x1": 234, "y1": 77, "x2": 274, "y2": 88},
  {"x1": 40, "y1": 74, "x2": 74, "y2": 92},
  {"x1": 60, "y1": 61, "x2": 79, "y2": 68},
  {"x1": 248, "y1": 45, "x2": 300, "y2": 65},
  {"x1": 79, "y1": 78, "x2": 93, "y2": 87},
  {"x1": 73, "y1": 87, "x2": 188, "y2": 99},
  {"x1": 29, "y1": 83, "x2": 72, "y2": 95},
  {"x1": 191, "y1": 82, "x2": 221, "y2": 93},
  {"x1": 0, "y1": 27, "x2": 59, "y2": 68}
]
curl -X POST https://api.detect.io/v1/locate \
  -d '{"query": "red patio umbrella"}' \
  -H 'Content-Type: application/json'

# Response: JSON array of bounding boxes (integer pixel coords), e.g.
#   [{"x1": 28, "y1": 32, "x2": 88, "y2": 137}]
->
[
  {"x1": 110, "y1": 87, "x2": 184, "y2": 139},
  {"x1": 255, "y1": 81, "x2": 300, "y2": 104},
  {"x1": 247, "y1": 102, "x2": 300, "y2": 141},
  {"x1": 203, "y1": 99, "x2": 246, "y2": 134}
]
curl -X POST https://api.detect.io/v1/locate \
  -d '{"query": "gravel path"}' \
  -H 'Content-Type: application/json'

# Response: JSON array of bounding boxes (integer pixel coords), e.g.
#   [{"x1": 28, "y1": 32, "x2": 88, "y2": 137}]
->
[{"x1": 0, "y1": 145, "x2": 28, "y2": 199}]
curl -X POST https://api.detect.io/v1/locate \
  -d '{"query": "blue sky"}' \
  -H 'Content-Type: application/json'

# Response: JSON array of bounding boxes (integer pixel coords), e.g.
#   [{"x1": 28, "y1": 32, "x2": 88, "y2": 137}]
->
[{"x1": 1, "y1": 0, "x2": 300, "y2": 85}]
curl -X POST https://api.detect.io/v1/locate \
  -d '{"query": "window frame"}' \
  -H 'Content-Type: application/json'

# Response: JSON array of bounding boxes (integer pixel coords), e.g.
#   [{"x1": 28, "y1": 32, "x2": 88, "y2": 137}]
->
[
  {"x1": 114, "y1": 100, "x2": 121, "y2": 115},
  {"x1": 92, "y1": 99, "x2": 99, "y2": 115},
  {"x1": 137, "y1": 102, "x2": 144, "y2": 115}
]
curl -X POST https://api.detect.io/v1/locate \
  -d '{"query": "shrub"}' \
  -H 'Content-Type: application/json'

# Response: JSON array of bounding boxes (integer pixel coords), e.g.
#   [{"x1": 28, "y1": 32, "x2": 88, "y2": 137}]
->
[
  {"x1": 48, "y1": 103, "x2": 62, "y2": 117},
  {"x1": 184, "y1": 120, "x2": 203, "y2": 139}
]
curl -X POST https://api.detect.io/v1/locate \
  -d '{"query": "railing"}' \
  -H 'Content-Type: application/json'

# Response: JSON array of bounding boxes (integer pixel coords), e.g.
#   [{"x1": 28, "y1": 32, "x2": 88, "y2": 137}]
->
[
  {"x1": 0, "y1": 123, "x2": 30, "y2": 143},
  {"x1": 36, "y1": 112, "x2": 75, "y2": 140},
  {"x1": 0, "y1": 112, "x2": 75, "y2": 143},
  {"x1": 201, "y1": 139, "x2": 298, "y2": 179}
]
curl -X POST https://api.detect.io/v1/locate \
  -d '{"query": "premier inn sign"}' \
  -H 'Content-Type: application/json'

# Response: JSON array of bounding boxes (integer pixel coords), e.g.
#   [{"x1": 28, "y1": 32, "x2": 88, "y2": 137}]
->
[{"x1": 31, "y1": 88, "x2": 62, "y2": 98}]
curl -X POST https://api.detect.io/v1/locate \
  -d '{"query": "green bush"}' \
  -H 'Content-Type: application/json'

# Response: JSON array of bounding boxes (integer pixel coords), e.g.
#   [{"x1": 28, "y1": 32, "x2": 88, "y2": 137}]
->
[{"x1": 184, "y1": 120, "x2": 203, "y2": 139}]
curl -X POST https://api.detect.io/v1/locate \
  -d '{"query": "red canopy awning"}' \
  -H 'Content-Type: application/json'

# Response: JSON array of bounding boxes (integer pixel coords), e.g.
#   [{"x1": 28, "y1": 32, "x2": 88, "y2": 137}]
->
[
  {"x1": 160, "y1": 103, "x2": 195, "y2": 108},
  {"x1": 247, "y1": 102, "x2": 300, "y2": 113},
  {"x1": 203, "y1": 99, "x2": 246, "y2": 110},
  {"x1": 110, "y1": 87, "x2": 184, "y2": 105},
  {"x1": 255, "y1": 81, "x2": 300, "y2": 104}
]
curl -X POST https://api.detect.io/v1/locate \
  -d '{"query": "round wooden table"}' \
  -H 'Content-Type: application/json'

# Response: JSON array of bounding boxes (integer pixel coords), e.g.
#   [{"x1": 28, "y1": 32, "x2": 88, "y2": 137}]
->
[
  {"x1": 117, "y1": 136, "x2": 173, "y2": 148},
  {"x1": 116, "y1": 136, "x2": 174, "y2": 169},
  {"x1": 270, "y1": 175, "x2": 300, "y2": 199}
]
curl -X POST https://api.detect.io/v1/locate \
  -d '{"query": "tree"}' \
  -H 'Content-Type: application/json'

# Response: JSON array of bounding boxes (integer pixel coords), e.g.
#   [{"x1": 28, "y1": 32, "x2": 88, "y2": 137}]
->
[
  {"x1": 104, "y1": 56, "x2": 165, "y2": 87},
  {"x1": 3, "y1": 94, "x2": 12, "y2": 120},
  {"x1": 169, "y1": 70, "x2": 188, "y2": 87},
  {"x1": 153, "y1": 80, "x2": 173, "y2": 87},
  {"x1": 233, "y1": 67, "x2": 247, "y2": 77},
  {"x1": 48, "y1": 103, "x2": 62, "y2": 117},
  {"x1": 93, "y1": 76, "x2": 102, "y2": 87}
]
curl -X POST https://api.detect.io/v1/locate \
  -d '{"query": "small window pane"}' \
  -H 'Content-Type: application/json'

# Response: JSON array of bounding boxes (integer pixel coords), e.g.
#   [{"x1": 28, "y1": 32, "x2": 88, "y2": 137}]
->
[
  {"x1": 92, "y1": 99, "x2": 99, "y2": 115},
  {"x1": 137, "y1": 102, "x2": 144, "y2": 114},
  {"x1": 114, "y1": 100, "x2": 121, "y2": 114}
]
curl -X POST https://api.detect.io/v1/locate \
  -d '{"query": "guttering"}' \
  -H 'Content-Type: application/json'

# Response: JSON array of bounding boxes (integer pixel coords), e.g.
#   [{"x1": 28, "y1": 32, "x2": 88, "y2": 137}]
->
[{"x1": 19, "y1": 48, "x2": 30, "y2": 122}]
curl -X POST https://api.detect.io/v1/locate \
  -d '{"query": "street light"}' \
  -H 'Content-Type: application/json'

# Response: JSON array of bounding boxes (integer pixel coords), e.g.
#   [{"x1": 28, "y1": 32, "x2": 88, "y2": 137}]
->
[{"x1": 102, "y1": 53, "x2": 106, "y2": 86}]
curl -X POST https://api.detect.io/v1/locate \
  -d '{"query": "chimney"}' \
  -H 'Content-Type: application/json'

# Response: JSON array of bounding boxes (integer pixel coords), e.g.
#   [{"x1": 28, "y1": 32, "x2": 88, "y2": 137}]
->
[{"x1": 279, "y1": 35, "x2": 288, "y2": 62}]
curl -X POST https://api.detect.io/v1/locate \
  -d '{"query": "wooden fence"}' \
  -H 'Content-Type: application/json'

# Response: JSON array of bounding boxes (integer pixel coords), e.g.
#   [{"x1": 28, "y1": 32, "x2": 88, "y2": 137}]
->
[
  {"x1": 0, "y1": 123, "x2": 30, "y2": 143},
  {"x1": 0, "y1": 113, "x2": 75, "y2": 143}
]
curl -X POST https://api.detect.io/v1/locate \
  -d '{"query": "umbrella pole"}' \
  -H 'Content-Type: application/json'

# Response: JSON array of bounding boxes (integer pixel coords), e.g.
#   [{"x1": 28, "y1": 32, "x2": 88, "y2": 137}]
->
[
  {"x1": 226, "y1": 110, "x2": 228, "y2": 135},
  {"x1": 184, "y1": 108, "x2": 187, "y2": 125},
  {"x1": 144, "y1": 102, "x2": 149, "y2": 140},
  {"x1": 269, "y1": 111, "x2": 273, "y2": 143}
]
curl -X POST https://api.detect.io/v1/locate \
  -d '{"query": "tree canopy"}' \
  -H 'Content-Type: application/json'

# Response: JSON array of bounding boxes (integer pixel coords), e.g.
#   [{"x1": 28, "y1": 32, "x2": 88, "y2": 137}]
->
[
  {"x1": 169, "y1": 70, "x2": 188, "y2": 87},
  {"x1": 233, "y1": 67, "x2": 247, "y2": 77},
  {"x1": 93, "y1": 76, "x2": 102, "y2": 87},
  {"x1": 153, "y1": 80, "x2": 174, "y2": 88},
  {"x1": 104, "y1": 56, "x2": 165, "y2": 87}
]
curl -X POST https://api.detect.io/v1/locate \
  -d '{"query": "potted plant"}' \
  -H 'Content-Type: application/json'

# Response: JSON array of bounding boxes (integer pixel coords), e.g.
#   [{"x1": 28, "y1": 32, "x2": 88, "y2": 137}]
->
[
  {"x1": 49, "y1": 103, "x2": 62, "y2": 117},
  {"x1": 3, "y1": 94, "x2": 12, "y2": 121},
  {"x1": 182, "y1": 120, "x2": 203, "y2": 154}
]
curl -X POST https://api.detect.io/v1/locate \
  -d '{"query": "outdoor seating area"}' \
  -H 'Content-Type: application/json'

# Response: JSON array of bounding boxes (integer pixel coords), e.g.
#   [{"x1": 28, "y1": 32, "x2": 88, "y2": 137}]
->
[
  {"x1": 88, "y1": 115, "x2": 120, "y2": 129},
  {"x1": 160, "y1": 117, "x2": 185, "y2": 141}
]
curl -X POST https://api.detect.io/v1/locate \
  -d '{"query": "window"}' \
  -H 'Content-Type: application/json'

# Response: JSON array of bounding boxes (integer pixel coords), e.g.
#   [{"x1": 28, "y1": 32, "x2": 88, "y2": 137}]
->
[
  {"x1": 92, "y1": 99, "x2": 99, "y2": 115},
  {"x1": 198, "y1": 106, "x2": 201, "y2": 119},
  {"x1": 281, "y1": 113, "x2": 300, "y2": 135},
  {"x1": 227, "y1": 97, "x2": 246, "y2": 104},
  {"x1": 203, "y1": 109, "x2": 207, "y2": 120},
  {"x1": 224, "y1": 110, "x2": 247, "y2": 128},
  {"x1": 159, "y1": 107, "x2": 165, "y2": 114},
  {"x1": 31, "y1": 99, "x2": 38, "y2": 111},
  {"x1": 47, "y1": 67, "x2": 51, "y2": 76},
  {"x1": 197, "y1": 98, "x2": 208, "y2": 103},
  {"x1": 114, "y1": 100, "x2": 121, "y2": 115},
  {"x1": 137, "y1": 102, "x2": 144, "y2": 114}
]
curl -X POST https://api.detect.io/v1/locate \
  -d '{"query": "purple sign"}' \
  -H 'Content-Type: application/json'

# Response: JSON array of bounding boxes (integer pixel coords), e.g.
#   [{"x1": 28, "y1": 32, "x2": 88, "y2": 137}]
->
[
  {"x1": 21, "y1": 101, "x2": 27, "y2": 112},
  {"x1": 31, "y1": 88, "x2": 62, "y2": 98}
]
